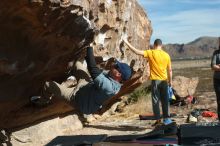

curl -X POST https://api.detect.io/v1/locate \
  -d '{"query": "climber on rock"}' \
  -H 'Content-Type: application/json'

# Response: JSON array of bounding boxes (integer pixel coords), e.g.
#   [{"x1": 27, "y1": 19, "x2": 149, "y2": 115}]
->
[{"x1": 31, "y1": 46, "x2": 132, "y2": 114}]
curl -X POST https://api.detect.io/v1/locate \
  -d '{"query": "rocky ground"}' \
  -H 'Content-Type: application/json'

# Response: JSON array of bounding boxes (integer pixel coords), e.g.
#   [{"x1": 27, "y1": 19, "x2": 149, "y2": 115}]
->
[
  {"x1": 76, "y1": 92, "x2": 217, "y2": 131},
  {"x1": 37, "y1": 91, "x2": 217, "y2": 146}
]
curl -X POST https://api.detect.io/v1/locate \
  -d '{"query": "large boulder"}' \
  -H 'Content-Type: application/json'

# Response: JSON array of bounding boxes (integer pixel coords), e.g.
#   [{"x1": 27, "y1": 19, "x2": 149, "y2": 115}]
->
[
  {"x1": 0, "y1": 0, "x2": 152, "y2": 130},
  {"x1": 172, "y1": 76, "x2": 199, "y2": 98}
]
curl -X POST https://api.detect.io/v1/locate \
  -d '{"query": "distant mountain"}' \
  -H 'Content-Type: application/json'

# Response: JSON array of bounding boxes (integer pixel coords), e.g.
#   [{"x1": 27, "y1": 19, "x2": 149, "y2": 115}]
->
[{"x1": 164, "y1": 36, "x2": 219, "y2": 59}]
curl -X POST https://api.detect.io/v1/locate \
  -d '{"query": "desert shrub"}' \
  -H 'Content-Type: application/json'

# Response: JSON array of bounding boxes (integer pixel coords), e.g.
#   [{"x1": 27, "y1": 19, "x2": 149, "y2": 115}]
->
[{"x1": 128, "y1": 85, "x2": 151, "y2": 103}]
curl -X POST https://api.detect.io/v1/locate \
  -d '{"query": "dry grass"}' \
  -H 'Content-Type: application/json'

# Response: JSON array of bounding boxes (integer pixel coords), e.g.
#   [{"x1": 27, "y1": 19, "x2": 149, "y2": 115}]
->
[
  {"x1": 124, "y1": 95, "x2": 152, "y2": 116},
  {"x1": 172, "y1": 59, "x2": 210, "y2": 69}
]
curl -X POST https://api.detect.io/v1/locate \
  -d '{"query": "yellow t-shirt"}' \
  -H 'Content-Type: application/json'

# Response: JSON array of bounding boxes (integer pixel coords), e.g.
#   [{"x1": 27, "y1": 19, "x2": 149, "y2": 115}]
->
[{"x1": 144, "y1": 49, "x2": 171, "y2": 80}]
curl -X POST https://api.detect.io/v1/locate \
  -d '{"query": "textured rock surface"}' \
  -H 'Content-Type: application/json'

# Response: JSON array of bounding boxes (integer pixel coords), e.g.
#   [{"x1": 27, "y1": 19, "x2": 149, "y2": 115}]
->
[
  {"x1": 0, "y1": 0, "x2": 152, "y2": 130},
  {"x1": 10, "y1": 115, "x2": 83, "y2": 146},
  {"x1": 172, "y1": 76, "x2": 199, "y2": 98}
]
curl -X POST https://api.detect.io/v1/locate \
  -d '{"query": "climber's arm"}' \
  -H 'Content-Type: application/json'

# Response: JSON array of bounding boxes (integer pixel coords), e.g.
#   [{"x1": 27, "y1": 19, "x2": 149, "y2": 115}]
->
[
  {"x1": 95, "y1": 72, "x2": 142, "y2": 115},
  {"x1": 86, "y1": 47, "x2": 120, "y2": 97},
  {"x1": 85, "y1": 47, "x2": 102, "y2": 80}
]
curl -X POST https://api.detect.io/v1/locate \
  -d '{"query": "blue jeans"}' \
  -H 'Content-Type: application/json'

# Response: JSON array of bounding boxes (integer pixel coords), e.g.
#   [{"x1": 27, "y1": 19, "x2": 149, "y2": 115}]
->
[{"x1": 151, "y1": 80, "x2": 170, "y2": 120}]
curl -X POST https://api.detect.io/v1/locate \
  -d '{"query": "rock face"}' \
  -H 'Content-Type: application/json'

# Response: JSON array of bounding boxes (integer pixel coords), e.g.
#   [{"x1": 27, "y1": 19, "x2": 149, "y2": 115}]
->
[{"x1": 0, "y1": 0, "x2": 152, "y2": 130}]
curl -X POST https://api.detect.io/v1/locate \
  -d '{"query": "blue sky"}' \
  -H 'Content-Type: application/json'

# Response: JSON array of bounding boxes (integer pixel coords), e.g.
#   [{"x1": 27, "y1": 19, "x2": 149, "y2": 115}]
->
[{"x1": 138, "y1": 0, "x2": 220, "y2": 44}]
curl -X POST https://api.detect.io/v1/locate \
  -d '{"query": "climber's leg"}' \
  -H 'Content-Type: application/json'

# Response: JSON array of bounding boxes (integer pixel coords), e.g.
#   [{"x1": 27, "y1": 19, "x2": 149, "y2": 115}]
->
[
  {"x1": 43, "y1": 81, "x2": 75, "y2": 102},
  {"x1": 71, "y1": 61, "x2": 91, "y2": 82}
]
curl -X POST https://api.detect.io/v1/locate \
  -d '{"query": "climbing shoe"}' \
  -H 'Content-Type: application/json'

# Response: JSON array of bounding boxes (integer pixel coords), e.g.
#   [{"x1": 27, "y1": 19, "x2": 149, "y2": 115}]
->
[
  {"x1": 163, "y1": 118, "x2": 173, "y2": 125},
  {"x1": 31, "y1": 96, "x2": 51, "y2": 107}
]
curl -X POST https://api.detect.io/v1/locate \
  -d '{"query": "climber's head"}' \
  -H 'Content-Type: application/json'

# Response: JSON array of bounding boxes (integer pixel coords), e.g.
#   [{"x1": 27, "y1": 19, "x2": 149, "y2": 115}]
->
[{"x1": 109, "y1": 60, "x2": 132, "y2": 83}]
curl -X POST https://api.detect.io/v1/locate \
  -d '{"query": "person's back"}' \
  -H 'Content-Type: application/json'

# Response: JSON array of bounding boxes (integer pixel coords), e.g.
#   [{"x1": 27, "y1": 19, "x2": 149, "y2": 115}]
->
[
  {"x1": 144, "y1": 49, "x2": 170, "y2": 80},
  {"x1": 123, "y1": 38, "x2": 173, "y2": 126}
]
